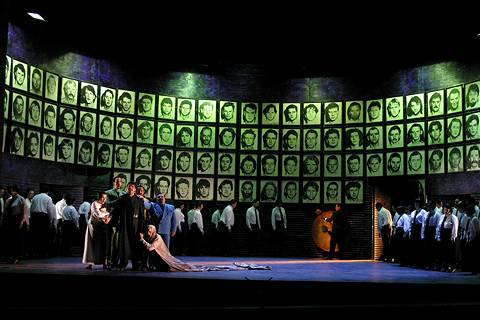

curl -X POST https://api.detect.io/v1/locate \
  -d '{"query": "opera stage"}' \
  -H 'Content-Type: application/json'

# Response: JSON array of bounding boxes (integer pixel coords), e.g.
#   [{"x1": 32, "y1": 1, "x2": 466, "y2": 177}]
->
[{"x1": 1, "y1": 256, "x2": 480, "y2": 313}]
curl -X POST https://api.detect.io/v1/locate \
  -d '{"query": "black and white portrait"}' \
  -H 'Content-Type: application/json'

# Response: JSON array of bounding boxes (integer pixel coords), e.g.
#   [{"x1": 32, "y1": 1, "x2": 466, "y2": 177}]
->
[
  {"x1": 99, "y1": 115, "x2": 114, "y2": 140},
  {"x1": 80, "y1": 82, "x2": 98, "y2": 109},
  {"x1": 365, "y1": 126, "x2": 383, "y2": 150},
  {"x1": 466, "y1": 81, "x2": 480, "y2": 111},
  {"x1": 387, "y1": 152, "x2": 404, "y2": 176},
  {"x1": 176, "y1": 125, "x2": 195, "y2": 148},
  {"x1": 3, "y1": 89, "x2": 9, "y2": 119},
  {"x1": 345, "y1": 180, "x2": 363, "y2": 204},
  {"x1": 175, "y1": 150, "x2": 193, "y2": 174},
  {"x1": 11, "y1": 92, "x2": 26, "y2": 123},
  {"x1": 29, "y1": 67, "x2": 43, "y2": 96},
  {"x1": 57, "y1": 136, "x2": 75, "y2": 164},
  {"x1": 261, "y1": 103, "x2": 280, "y2": 125},
  {"x1": 114, "y1": 144, "x2": 132, "y2": 169},
  {"x1": 60, "y1": 77, "x2": 78, "y2": 106},
  {"x1": 240, "y1": 128, "x2": 258, "y2": 150},
  {"x1": 137, "y1": 93, "x2": 156, "y2": 118},
  {"x1": 406, "y1": 122, "x2": 425, "y2": 147},
  {"x1": 217, "y1": 178, "x2": 235, "y2": 201},
  {"x1": 43, "y1": 103, "x2": 57, "y2": 131},
  {"x1": 45, "y1": 72, "x2": 59, "y2": 102},
  {"x1": 282, "y1": 154, "x2": 300, "y2": 177},
  {"x1": 136, "y1": 119, "x2": 154, "y2": 144},
  {"x1": 239, "y1": 180, "x2": 256, "y2": 203},
  {"x1": 324, "y1": 181, "x2": 341, "y2": 204},
  {"x1": 465, "y1": 113, "x2": 480, "y2": 141},
  {"x1": 324, "y1": 154, "x2": 341, "y2": 177},
  {"x1": 157, "y1": 95, "x2": 175, "y2": 120},
  {"x1": 345, "y1": 100, "x2": 363, "y2": 124},
  {"x1": 324, "y1": 101, "x2": 342, "y2": 125},
  {"x1": 25, "y1": 130, "x2": 40, "y2": 159},
  {"x1": 27, "y1": 98, "x2": 42, "y2": 128},
  {"x1": 195, "y1": 178, "x2": 214, "y2": 201},
  {"x1": 324, "y1": 127, "x2": 341, "y2": 151},
  {"x1": 407, "y1": 150, "x2": 425, "y2": 175},
  {"x1": 446, "y1": 86, "x2": 463, "y2": 114},
  {"x1": 116, "y1": 117, "x2": 134, "y2": 142},
  {"x1": 282, "y1": 103, "x2": 301, "y2": 125},
  {"x1": 261, "y1": 154, "x2": 278, "y2": 177},
  {"x1": 135, "y1": 173, "x2": 152, "y2": 198},
  {"x1": 12, "y1": 59, "x2": 28, "y2": 92},
  {"x1": 5, "y1": 55, "x2": 11, "y2": 86},
  {"x1": 157, "y1": 122, "x2": 174, "y2": 146},
  {"x1": 96, "y1": 143, "x2": 113, "y2": 168},
  {"x1": 196, "y1": 152, "x2": 215, "y2": 175},
  {"x1": 282, "y1": 180, "x2": 299, "y2": 203},
  {"x1": 219, "y1": 101, "x2": 237, "y2": 124},
  {"x1": 465, "y1": 144, "x2": 480, "y2": 171},
  {"x1": 386, "y1": 124, "x2": 403, "y2": 148},
  {"x1": 447, "y1": 116, "x2": 463, "y2": 144},
  {"x1": 218, "y1": 153, "x2": 236, "y2": 176},
  {"x1": 427, "y1": 90, "x2": 444, "y2": 117},
  {"x1": 303, "y1": 154, "x2": 320, "y2": 177},
  {"x1": 447, "y1": 146, "x2": 463, "y2": 173},
  {"x1": 135, "y1": 147, "x2": 154, "y2": 171},
  {"x1": 239, "y1": 154, "x2": 257, "y2": 176},
  {"x1": 197, "y1": 126, "x2": 216, "y2": 149},
  {"x1": 260, "y1": 180, "x2": 277, "y2": 203},
  {"x1": 406, "y1": 94, "x2": 424, "y2": 120},
  {"x1": 59, "y1": 107, "x2": 77, "y2": 135},
  {"x1": 366, "y1": 153, "x2": 383, "y2": 177},
  {"x1": 386, "y1": 96, "x2": 404, "y2": 122},
  {"x1": 77, "y1": 140, "x2": 94, "y2": 166},
  {"x1": 155, "y1": 148, "x2": 173, "y2": 172},
  {"x1": 241, "y1": 102, "x2": 258, "y2": 125},
  {"x1": 177, "y1": 98, "x2": 195, "y2": 122},
  {"x1": 99, "y1": 86, "x2": 116, "y2": 112},
  {"x1": 113, "y1": 172, "x2": 130, "y2": 192},
  {"x1": 155, "y1": 175, "x2": 172, "y2": 199},
  {"x1": 218, "y1": 127, "x2": 236, "y2": 149},
  {"x1": 42, "y1": 134, "x2": 55, "y2": 161},
  {"x1": 282, "y1": 128, "x2": 300, "y2": 151},
  {"x1": 302, "y1": 181, "x2": 320, "y2": 203},
  {"x1": 79, "y1": 111, "x2": 96, "y2": 137},
  {"x1": 345, "y1": 153, "x2": 363, "y2": 177},
  {"x1": 428, "y1": 149, "x2": 444, "y2": 174},
  {"x1": 198, "y1": 99, "x2": 217, "y2": 123},
  {"x1": 262, "y1": 128, "x2": 279, "y2": 151},
  {"x1": 427, "y1": 119, "x2": 444, "y2": 145},
  {"x1": 366, "y1": 99, "x2": 383, "y2": 123},
  {"x1": 345, "y1": 127, "x2": 364, "y2": 150},
  {"x1": 116, "y1": 89, "x2": 135, "y2": 115},
  {"x1": 303, "y1": 103, "x2": 321, "y2": 125}
]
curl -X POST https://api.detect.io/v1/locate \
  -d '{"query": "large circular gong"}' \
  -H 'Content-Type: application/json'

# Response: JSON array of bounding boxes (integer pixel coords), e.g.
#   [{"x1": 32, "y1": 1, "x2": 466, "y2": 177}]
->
[{"x1": 312, "y1": 210, "x2": 338, "y2": 252}]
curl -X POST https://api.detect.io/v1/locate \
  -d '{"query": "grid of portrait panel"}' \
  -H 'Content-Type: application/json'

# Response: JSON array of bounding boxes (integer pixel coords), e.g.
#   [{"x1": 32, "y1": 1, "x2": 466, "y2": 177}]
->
[{"x1": 3, "y1": 55, "x2": 480, "y2": 205}]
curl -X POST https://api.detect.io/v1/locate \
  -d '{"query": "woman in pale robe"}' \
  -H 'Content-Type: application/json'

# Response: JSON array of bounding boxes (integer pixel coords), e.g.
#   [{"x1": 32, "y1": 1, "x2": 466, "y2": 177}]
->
[{"x1": 83, "y1": 192, "x2": 110, "y2": 269}]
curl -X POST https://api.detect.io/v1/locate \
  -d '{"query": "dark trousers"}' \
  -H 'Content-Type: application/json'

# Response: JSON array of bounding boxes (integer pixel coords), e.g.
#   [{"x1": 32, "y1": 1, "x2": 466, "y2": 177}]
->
[
  {"x1": 329, "y1": 230, "x2": 348, "y2": 259},
  {"x1": 171, "y1": 228, "x2": 186, "y2": 256},
  {"x1": 380, "y1": 225, "x2": 392, "y2": 260},
  {"x1": 248, "y1": 224, "x2": 260, "y2": 255},
  {"x1": 3, "y1": 214, "x2": 24, "y2": 260},
  {"x1": 61, "y1": 220, "x2": 78, "y2": 256},
  {"x1": 30, "y1": 212, "x2": 51, "y2": 257},
  {"x1": 106, "y1": 225, "x2": 119, "y2": 267}
]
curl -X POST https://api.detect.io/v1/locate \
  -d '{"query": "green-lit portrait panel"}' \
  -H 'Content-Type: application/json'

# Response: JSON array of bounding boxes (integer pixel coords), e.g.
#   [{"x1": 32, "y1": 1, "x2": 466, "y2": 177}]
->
[
  {"x1": 406, "y1": 93, "x2": 425, "y2": 120},
  {"x1": 99, "y1": 86, "x2": 116, "y2": 113},
  {"x1": 198, "y1": 99, "x2": 217, "y2": 123},
  {"x1": 282, "y1": 154, "x2": 300, "y2": 177},
  {"x1": 303, "y1": 128, "x2": 321, "y2": 151},
  {"x1": 174, "y1": 176, "x2": 193, "y2": 201},
  {"x1": 98, "y1": 114, "x2": 114, "y2": 140},
  {"x1": 79, "y1": 82, "x2": 98, "y2": 109},
  {"x1": 135, "y1": 173, "x2": 153, "y2": 198},
  {"x1": 345, "y1": 127, "x2": 364, "y2": 150},
  {"x1": 135, "y1": 146, "x2": 154, "y2": 171},
  {"x1": 427, "y1": 90, "x2": 444, "y2": 117},
  {"x1": 157, "y1": 95, "x2": 175, "y2": 120},
  {"x1": 137, "y1": 93, "x2": 156, "y2": 118},
  {"x1": 136, "y1": 119, "x2": 154, "y2": 144},
  {"x1": 303, "y1": 154, "x2": 321, "y2": 177},
  {"x1": 218, "y1": 126, "x2": 236, "y2": 149},
  {"x1": 345, "y1": 153, "x2": 363, "y2": 177},
  {"x1": 366, "y1": 153, "x2": 383, "y2": 177},
  {"x1": 197, "y1": 126, "x2": 216, "y2": 149},
  {"x1": 466, "y1": 144, "x2": 480, "y2": 171},
  {"x1": 113, "y1": 144, "x2": 132, "y2": 170},
  {"x1": 324, "y1": 180, "x2": 341, "y2": 204},
  {"x1": 157, "y1": 122, "x2": 174, "y2": 146},
  {"x1": 154, "y1": 174, "x2": 172, "y2": 199},
  {"x1": 366, "y1": 99, "x2": 383, "y2": 123},
  {"x1": 302, "y1": 103, "x2": 321, "y2": 125},
  {"x1": 447, "y1": 146, "x2": 463, "y2": 173},
  {"x1": 261, "y1": 154, "x2": 278, "y2": 177},
  {"x1": 195, "y1": 177, "x2": 214, "y2": 201},
  {"x1": 407, "y1": 150, "x2": 425, "y2": 175},
  {"x1": 154, "y1": 148, "x2": 173, "y2": 173},
  {"x1": 77, "y1": 139, "x2": 94, "y2": 166},
  {"x1": 385, "y1": 96, "x2": 404, "y2": 122},
  {"x1": 175, "y1": 125, "x2": 195, "y2": 148},
  {"x1": 324, "y1": 127, "x2": 342, "y2": 151},
  {"x1": 446, "y1": 86, "x2": 463, "y2": 114},
  {"x1": 281, "y1": 128, "x2": 300, "y2": 151},
  {"x1": 12, "y1": 59, "x2": 28, "y2": 92},
  {"x1": 10, "y1": 125, "x2": 25, "y2": 156},
  {"x1": 345, "y1": 100, "x2": 363, "y2": 124},
  {"x1": 262, "y1": 128, "x2": 279, "y2": 151},
  {"x1": 324, "y1": 154, "x2": 341, "y2": 177},
  {"x1": 177, "y1": 98, "x2": 196, "y2": 122},
  {"x1": 465, "y1": 112, "x2": 480, "y2": 141},
  {"x1": 25, "y1": 129, "x2": 40, "y2": 159},
  {"x1": 5, "y1": 55, "x2": 11, "y2": 86},
  {"x1": 96, "y1": 142, "x2": 112, "y2": 168},
  {"x1": 115, "y1": 117, "x2": 134, "y2": 142},
  {"x1": 218, "y1": 152, "x2": 236, "y2": 176},
  {"x1": 79, "y1": 110, "x2": 96, "y2": 138},
  {"x1": 345, "y1": 180, "x2": 363, "y2": 204},
  {"x1": 27, "y1": 97, "x2": 42, "y2": 128},
  {"x1": 240, "y1": 128, "x2": 258, "y2": 150},
  {"x1": 241, "y1": 102, "x2": 259, "y2": 125},
  {"x1": 116, "y1": 89, "x2": 136, "y2": 115},
  {"x1": 447, "y1": 116, "x2": 463, "y2": 144},
  {"x1": 11, "y1": 92, "x2": 27, "y2": 124},
  {"x1": 239, "y1": 180, "x2": 257, "y2": 203},
  {"x1": 113, "y1": 171, "x2": 131, "y2": 192},
  {"x1": 43, "y1": 103, "x2": 57, "y2": 131},
  {"x1": 427, "y1": 119, "x2": 444, "y2": 146},
  {"x1": 44, "y1": 72, "x2": 59, "y2": 102},
  {"x1": 57, "y1": 136, "x2": 75, "y2": 163},
  {"x1": 406, "y1": 122, "x2": 425, "y2": 147},
  {"x1": 196, "y1": 151, "x2": 215, "y2": 175},
  {"x1": 365, "y1": 126, "x2": 383, "y2": 150},
  {"x1": 282, "y1": 103, "x2": 301, "y2": 125},
  {"x1": 175, "y1": 150, "x2": 193, "y2": 174},
  {"x1": 324, "y1": 101, "x2": 342, "y2": 125},
  {"x1": 282, "y1": 180, "x2": 299, "y2": 203},
  {"x1": 58, "y1": 106, "x2": 77, "y2": 135},
  {"x1": 217, "y1": 178, "x2": 235, "y2": 201},
  {"x1": 239, "y1": 154, "x2": 258, "y2": 177},
  {"x1": 386, "y1": 151, "x2": 404, "y2": 176},
  {"x1": 302, "y1": 180, "x2": 320, "y2": 204},
  {"x1": 60, "y1": 77, "x2": 78, "y2": 106},
  {"x1": 261, "y1": 102, "x2": 280, "y2": 125},
  {"x1": 260, "y1": 180, "x2": 277, "y2": 203},
  {"x1": 428, "y1": 148, "x2": 444, "y2": 174},
  {"x1": 386, "y1": 124, "x2": 403, "y2": 148},
  {"x1": 219, "y1": 101, "x2": 237, "y2": 124},
  {"x1": 3, "y1": 89, "x2": 9, "y2": 119},
  {"x1": 42, "y1": 133, "x2": 56, "y2": 161},
  {"x1": 465, "y1": 81, "x2": 480, "y2": 111},
  {"x1": 29, "y1": 66, "x2": 43, "y2": 97}
]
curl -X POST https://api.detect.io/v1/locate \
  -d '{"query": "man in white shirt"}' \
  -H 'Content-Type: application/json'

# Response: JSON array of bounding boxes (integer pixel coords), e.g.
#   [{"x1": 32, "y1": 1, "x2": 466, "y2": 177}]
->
[
  {"x1": 271, "y1": 200, "x2": 287, "y2": 256},
  {"x1": 376, "y1": 202, "x2": 392, "y2": 262},
  {"x1": 246, "y1": 200, "x2": 261, "y2": 256},
  {"x1": 171, "y1": 202, "x2": 186, "y2": 256},
  {"x1": 29, "y1": 185, "x2": 56, "y2": 257},
  {"x1": 219, "y1": 199, "x2": 237, "y2": 255}
]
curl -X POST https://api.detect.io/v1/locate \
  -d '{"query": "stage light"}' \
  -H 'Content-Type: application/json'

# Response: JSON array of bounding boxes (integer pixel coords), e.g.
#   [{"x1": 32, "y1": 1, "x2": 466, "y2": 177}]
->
[{"x1": 27, "y1": 12, "x2": 46, "y2": 22}]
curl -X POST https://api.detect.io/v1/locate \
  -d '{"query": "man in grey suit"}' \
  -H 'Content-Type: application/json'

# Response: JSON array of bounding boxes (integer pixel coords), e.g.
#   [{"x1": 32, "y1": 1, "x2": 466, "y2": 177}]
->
[{"x1": 149, "y1": 193, "x2": 176, "y2": 248}]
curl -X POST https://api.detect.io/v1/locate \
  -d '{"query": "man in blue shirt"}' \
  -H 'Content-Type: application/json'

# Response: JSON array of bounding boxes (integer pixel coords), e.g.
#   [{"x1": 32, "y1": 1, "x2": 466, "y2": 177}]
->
[{"x1": 149, "y1": 193, "x2": 176, "y2": 248}]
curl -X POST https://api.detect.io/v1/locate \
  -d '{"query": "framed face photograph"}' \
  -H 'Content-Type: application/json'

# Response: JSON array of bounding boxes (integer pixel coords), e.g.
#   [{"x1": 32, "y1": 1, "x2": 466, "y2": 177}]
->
[
  {"x1": 25, "y1": 129, "x2": 40, "y2": 159},
  {"x1": 175, "y1": 125, "x2": 195, "y2": 148},
  {"x1": 111, "y1": 172, "x2": 130, "y2": 192},
  {"x1": 324, "y1": 180, "x2": 341, "y2": 204},
  {"x1": 427, "y1": 90, "x2": 444, "y2": 117},
  {"x1": 45, "y1": 72, "x2": 59, "y2": 102},
  {"x1": 157, "y1": 122, "x2": 174, "y2": 146},
  {"x1": 303, "y1": 103, "x2": 321, "y2": 125},
  {"x1": 366, "y1": 153, "x2": 383, "y2": 177},
  {"x1": 98, "y1": 115, "x2": 114, "y2": 140},
  {"x1": 345, "y1": 180, "x2": 363, "y2": 204},
  {"x1": 27, "y1": 97, "x2": 42, "y2": 128},
  {"x1": 466, "y1": 112, "x2": 480, "y2": 141},
  {"x1": 10, "y1": 126, "x2": 25, "y2": 156},
  {"x1": 282, "y1": 154, "x2": 300, "y2": 177},
  {"x1": 345, "y1": 100, "x2": 363, "y2": 124},
  {"x1": 217, "y1": 178, "x2": 235, "y2": 201},
  {"x1": 282, "y1": 128, "x2": 300, "y2": 151},
  {"x1": 115, "y1": 117, "x2": 134, "y2": 142},
  {"x1": 57, "y1": 136, "x2": 75, "y2": 164},
  {"x1": 345, "y1": 127, "x2": 364, "y2": 150},
  {"x1": 2, "y1": 125, "x2": 5, "y2": 153},
  {"x1": 60, "y1": 77, "x2": 78, "y2": 106},
  {"x1": 365, "y1": 126, "x2": 383, "y2": 150},
  {"x1": 219, "y1": 101, "x2": 237, "y2": 124},
  {"x1": 387, "y1": 151, "x2": 404, "y2": 176},
  {"x1": 218, "y1": 152, "x2": 236, "y2": 176},
  {"x1": 407, "y1": 150, "x2": 425, "y2": 175},
  {"x1": 260, "y1": 180, "x2": 277, "y2": 203},
  {"x1": 406, "y1": 122, "x2": 425, "y2": 147},
  {"x1": 80, "y1": 82, "x2": 98, "y2": 109},
  {"x1": 195, "y1": 177, "x2": 214, "y2": 201},
  {"x1": 29, "y1": 67, "x2": 43, "y2": 96},
  {"x1": 345, "y1": 153, "x2": 363, "y2": 177},
  {"x1": 428, "y1": 148, "x2": 444, "y2": 174},
  {"x1": 198, "y1": 99, "x2": 217, "y2": 123},
  {"x1": 262, "y1": 128, "x2": 279, "y2": 151},
  {"x1": 240, "y1": 128, "x2": 258, "y2": 150},
  {"x1": 135, "y1": 146, "x2": 154, "y2": 171},
  {"x1": 3, "y1": 89, "x2": 9, "y2": 119},
  {"x1": 11, "y1": 92, "x2": 26, "y2": 123},
  {"x1": 43, "y1": 103, "x2": 57, "y2": 131},
  {"x1": 5, "y1": 55, "x2": 11, "y2": 86},
  {"x1": 114, "y1": 144, "x2": 132, "y2": 169},
  {"x1": 466, "y1": 81, "x2": 480, "y2": 111},
  {"x1": 324, "y1": 127, "x2": 342, "y2": 151},
  {"x1": 261, "y1": 154, "x2": 278, "y2": 177},
  {"x1": 196, "y1": 151, "x2": 215, "y2": 175},
  {"x1": 303, "y1": 154, "x2": 321, "y2": 177},
  {"x1": 239, "y1": 154, "x2": 257, "y2": 176},
  {"x1": 12, "y1": 59, "x2": 28, "y2": 91},
  {"x1": 157, "y1": 95, "x2": 174, "y2": 120},
  {"x1": 177, "y1": 98, "x2": 196, "y2": 122},
  {"x1": 155, "y1": 148, "x2": 173, "y2": 172},
  {"x1": 136, "y1": 119, "x2": 154, "y2": 144},
  {"x1": 58, "y1": 106, "x2": 77, "y2": 135},
  {"x1": 137, "y1": 93, "x2": 156, "y2": 118},
  {"x1": 324, "y1": 101, "x2": 342, "y2": 125},
  {"x1": 302, "y1": 181, "x2": 320, "y2": 203},
  {"x1": 366, "y1": 99, "x2": 383, "y2": 123},
  {"x1": 282, "y1": 103, "x2": 301, "y2": 125},
  {"x1": 239, "y1": 180, "x2": 257, "y2": 203},
  {"x1": 241, "y1": 102, "x2": 259, "y2": 125},
  {"x1": 96, "y1": 142, "x2": 113, "y2": 168},
  {"x1": 42, "y1": 133, "x2": 56, "y2": 161},
  {"x1": 303, "y1": 128, "x2": 321, "y2": 151},
  {"x1": 218, "y1": 127, "x2": 236, "y2": 149},
  {"x1": 466, "y1": 144, "x2": 480, "y2": 171},
  {"x1": 446, "y1": 86, "x2": 463, "y2": 114},
  {"x1": 324, "y1": 154, "x2": 341, "y2": 177},
  {"x1": 261, "y1": 103, "x2": 280, "y2": 125},
  {"x1": 135, "y1": 173, "x2": 152, "y2": 198},
  {"x1": 79, "y1": 111, "x2": 96, "y2": 137},
  {"x1": 99, "y1": 86, "x2": 116, "y2": 112},
  {"x1": 197, "y1": 126, "x2": 216, "y2": 149},
  {"x1": 406, "y1": 93, "x2": 424, "y2": 120},
  {"x1": 427, "y1": 119, "x2": 444, "y2": 145},
  {"x1": 282, "y1": 180, "x2": 299, "y2": 203},
  {"x1": 154, "y1": 175, "x2": 172, "y2": 199},
  {"x1": 447, "y1": 146, "x2": 463, "y2": 173},
  {"x1": 175, "y1": 150, "x2": 193, "y2": 174},
  {"x1": 116, "y1": 89, "x2": 135, "y2": 115},
  {"x1": 385, "y1": 96, "x2": 404, "y2": 122},
  {"x1": 77, "y1": 139, "x2": 95, "y2": 166},
  {"x1": 447, "y1": 116, "x2": 463, "y2": 143}
]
